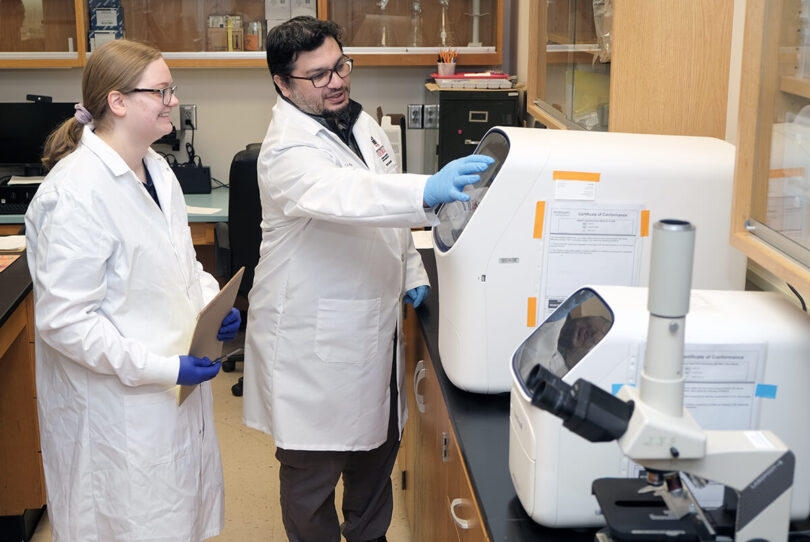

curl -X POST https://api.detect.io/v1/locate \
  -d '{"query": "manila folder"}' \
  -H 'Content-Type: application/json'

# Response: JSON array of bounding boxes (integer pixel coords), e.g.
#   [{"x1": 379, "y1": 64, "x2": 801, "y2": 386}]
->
[{"x1": 178, "y1": 267, "x2": 245, "y2": 405}]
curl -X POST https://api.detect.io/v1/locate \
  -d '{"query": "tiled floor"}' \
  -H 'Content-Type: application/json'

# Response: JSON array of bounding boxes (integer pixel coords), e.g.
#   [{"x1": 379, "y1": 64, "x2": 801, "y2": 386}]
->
[{"x1": 31, "y1": 333, "x2": 413, "y2": 542}]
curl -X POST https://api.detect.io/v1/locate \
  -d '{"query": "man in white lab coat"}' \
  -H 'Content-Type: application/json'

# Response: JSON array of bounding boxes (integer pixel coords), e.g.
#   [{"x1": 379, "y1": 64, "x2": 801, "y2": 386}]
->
[{"x1": 243, "y1": 16, "x2": 494, "y2": 542}]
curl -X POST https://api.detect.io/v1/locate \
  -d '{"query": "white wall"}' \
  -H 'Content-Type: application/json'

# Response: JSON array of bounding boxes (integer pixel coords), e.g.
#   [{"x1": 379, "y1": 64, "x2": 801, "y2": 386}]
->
[{"x1": 0, "y1": 65, "x2": 432, "y2": 180}]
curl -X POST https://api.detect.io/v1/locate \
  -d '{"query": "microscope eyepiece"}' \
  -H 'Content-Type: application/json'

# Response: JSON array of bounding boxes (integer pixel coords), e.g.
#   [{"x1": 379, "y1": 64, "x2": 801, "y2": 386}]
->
[{"x1": 529, "y1": 365, "x2": 634, "y2": 443}]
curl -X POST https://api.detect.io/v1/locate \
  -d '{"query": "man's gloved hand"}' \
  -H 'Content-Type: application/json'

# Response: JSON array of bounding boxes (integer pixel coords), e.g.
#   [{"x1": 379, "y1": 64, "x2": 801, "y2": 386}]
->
[
  {"x1": 177, "y1": 355, "x2": 220, "y2": 386},
  {"x1": 217, "y1": 308, "x2": 241, "y2": 342},
  {"x1": 423, "y1": 154, "x2": 495, "y2": 207},
  {"x1": 405, "y1": 285, "x2": 430, "y2": 308}
]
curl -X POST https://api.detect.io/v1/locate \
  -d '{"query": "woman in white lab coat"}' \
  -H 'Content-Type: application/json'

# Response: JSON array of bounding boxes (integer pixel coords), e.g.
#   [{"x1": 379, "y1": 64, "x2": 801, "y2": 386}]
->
[{"x1": 25, "y1": 40, "x2": 239, "y2": 542}]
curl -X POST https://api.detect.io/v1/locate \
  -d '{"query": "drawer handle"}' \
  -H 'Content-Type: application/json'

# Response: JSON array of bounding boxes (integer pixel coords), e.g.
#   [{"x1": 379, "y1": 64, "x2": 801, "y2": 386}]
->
[
  {"x1": 468, "y1": 110, "x2": 489, "y2": 123},
  {"x1": 464, "y1": 139, "x2": 481, "y2": 146},
  {"x1": 450, "y1": 498, "x2": 471, "y2": 529},
  {"x1": 414, "y1": 360, "x2": 427, "y2": 413}
]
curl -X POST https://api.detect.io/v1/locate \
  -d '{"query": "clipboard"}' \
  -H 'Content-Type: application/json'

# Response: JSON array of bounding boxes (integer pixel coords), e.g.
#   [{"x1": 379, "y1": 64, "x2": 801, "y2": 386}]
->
[{"x1": 178, "y1": 267, "x2": 245, "y2": 405}]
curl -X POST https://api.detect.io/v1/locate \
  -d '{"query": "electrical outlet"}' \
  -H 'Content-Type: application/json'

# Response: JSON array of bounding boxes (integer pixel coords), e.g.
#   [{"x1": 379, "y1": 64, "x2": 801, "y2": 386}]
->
[
  {"x1": 407, "y1": 104, "x2": 423, "y2": 129},
  {"x1": 423, "y1": 104, "x2": 439, "y2": 129},
  {"x1": 180, "y1": 104, "x2": 197, "y2": 130}
]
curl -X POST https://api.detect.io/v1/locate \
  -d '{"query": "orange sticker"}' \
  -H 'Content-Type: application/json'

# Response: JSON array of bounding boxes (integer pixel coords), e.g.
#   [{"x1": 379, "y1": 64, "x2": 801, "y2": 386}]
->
[
  {"x1": 769, "y1": 168, "x2": 805, "y2": 179},
  {"x1": 533, "y1": 201, "x2": 546, "y2": 239},
  {"x1": 640, "y1": 210, "x2": 650, "y2": 237},
  {"x1": 527, "y1": 297, "x2": 537, "y2": 327},
  {"x1": 552, "y1": 171, "x2": 601, "y2": 182}
]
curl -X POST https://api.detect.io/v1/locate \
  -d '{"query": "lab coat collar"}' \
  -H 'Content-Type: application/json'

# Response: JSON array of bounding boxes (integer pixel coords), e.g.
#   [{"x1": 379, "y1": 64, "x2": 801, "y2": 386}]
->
[
  {"x1": 80, "y1": 125, "x2": 174, "y2": 220},
  {"x1": 275, "y1": 96, "x2": 369, "y2": 170},
  {"x1": 79, "y1": 125, "x2": 132, "y2": 177}
]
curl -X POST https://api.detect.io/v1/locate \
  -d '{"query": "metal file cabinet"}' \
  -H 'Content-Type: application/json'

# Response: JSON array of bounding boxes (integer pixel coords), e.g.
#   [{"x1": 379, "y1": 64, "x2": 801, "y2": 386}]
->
[{"x1": 423, "y1": 83, "x2": 524, "y2": 172}]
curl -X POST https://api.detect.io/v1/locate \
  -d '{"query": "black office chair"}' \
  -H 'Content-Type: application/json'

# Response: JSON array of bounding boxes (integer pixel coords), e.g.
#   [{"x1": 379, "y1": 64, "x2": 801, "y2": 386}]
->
[{"x1": 225, "y1": 143, "x2": 262, "y2": 396}]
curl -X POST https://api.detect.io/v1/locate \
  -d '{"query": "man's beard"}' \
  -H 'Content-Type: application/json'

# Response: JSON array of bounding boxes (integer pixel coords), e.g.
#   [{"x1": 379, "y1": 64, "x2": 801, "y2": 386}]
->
[{"x1": 322, "y1": 102, "x2": 352, "y2": 127}]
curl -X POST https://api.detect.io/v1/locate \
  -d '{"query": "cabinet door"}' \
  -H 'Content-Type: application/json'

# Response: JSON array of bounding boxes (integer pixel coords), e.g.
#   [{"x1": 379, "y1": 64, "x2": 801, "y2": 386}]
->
[
  {"x1": 322, "y1": 0, "x2": 503, "y2": 66},
  {"x1": 0, "y1": 300, "x2": 45, "y2": 514},
  {"x1": 0, "y1": 0, "x2": 84, "y2": 67},
  {"x1": 401, "y1": 305, "x2": 423, "y2": 533},
  {"x1": 445, "y1": 430, "x2": 488, "y2": 542}
]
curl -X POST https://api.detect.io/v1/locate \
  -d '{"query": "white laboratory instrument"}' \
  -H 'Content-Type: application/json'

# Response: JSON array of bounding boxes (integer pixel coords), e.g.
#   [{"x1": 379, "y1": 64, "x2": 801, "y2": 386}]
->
[
  {"x1": 510, "y1": 220, "x2": 802, "y2": 540},
  {"x1": 433, "y1": 127, "x2": 746, "y2": 394}
]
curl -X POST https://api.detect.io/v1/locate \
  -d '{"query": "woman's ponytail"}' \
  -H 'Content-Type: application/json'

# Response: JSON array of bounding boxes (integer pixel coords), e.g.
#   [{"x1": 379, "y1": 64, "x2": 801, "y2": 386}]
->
[{"x1": 42, "y1": 117, "x2": 84, "y2": 171}]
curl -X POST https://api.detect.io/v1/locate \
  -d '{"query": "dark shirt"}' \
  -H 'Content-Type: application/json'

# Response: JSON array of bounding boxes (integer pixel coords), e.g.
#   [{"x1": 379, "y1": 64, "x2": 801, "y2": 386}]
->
[
  {"x1": 281, "y1": 95, "x2": 366, "y2": 165},
  {"x1": 141, "y1": 161, "x2": 161, "y2": 209}
]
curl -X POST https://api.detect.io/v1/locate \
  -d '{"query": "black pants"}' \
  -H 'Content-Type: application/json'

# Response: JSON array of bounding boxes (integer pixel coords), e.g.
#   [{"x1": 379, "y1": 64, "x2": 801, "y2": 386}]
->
[{"x1": 276, "y1": 349, "x2": 399, "y2": 542}]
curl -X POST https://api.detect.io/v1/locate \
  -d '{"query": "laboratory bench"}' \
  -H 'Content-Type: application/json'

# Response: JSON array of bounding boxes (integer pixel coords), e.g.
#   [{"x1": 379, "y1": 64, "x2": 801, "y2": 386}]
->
[
  {"x1": 0, "y1": 188, "x2": 229, "y2": 242},
  {"x1": 400, "y1": 248, "x2": 595, "y2": 541}
]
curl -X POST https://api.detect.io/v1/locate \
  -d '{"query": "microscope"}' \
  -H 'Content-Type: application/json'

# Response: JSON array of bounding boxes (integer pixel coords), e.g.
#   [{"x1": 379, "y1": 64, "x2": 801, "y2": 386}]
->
[{"x1": 523, "y1": 220, "x2": 795, "y2": 541}]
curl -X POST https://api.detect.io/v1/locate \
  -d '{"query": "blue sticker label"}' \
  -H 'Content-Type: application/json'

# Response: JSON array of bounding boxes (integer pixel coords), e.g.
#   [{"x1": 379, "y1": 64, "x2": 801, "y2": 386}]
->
[
  {"x1": 611, "y1": 383, "x2": 635, "y2": 395},
  {"x1": 755, "y1": 384, "x2": 778, "y2": 399}
]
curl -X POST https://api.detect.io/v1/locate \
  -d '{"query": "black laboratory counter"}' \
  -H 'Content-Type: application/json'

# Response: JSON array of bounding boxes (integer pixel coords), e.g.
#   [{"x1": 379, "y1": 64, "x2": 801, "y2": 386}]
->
[
  {"x1": 414, "y1": 248, "x2": 595, "y2": 541},
  {"x1": 0, "y1": 252, "x2": 31, "y2": 329}
]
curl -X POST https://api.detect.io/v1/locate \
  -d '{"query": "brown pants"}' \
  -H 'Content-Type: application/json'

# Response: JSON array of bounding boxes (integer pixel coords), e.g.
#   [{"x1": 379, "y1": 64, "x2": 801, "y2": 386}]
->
[{"x1": 275, "y1": 352, "x2": 399, "y2": 542}]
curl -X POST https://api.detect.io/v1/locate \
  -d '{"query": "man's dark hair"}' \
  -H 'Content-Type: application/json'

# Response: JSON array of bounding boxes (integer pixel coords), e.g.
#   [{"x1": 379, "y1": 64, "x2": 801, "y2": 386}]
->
[{"x1": 266, "y1": 16, "x2": 343, "y2": 92}]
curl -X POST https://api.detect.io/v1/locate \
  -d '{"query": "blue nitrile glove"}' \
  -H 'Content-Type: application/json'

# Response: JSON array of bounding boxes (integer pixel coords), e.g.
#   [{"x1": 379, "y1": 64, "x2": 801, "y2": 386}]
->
[
  {"x1": 405, "y1": 285, "x2": 430, "y2": 308},
  {"x1": 217, "y1": 308, "x2": 241, "y2": 342},
  {"x1": 177, "y1": 355, "x2": 221, "y2": 385},
  {"x1": 423, "y1": 154, "x2": 495, "y2": 207}
]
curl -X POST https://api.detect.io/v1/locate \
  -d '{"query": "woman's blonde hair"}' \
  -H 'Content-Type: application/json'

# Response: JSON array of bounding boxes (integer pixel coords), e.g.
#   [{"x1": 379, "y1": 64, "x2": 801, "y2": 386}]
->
[{"x1": 42, "y1": 39, "x2": 162, "y2": 170}]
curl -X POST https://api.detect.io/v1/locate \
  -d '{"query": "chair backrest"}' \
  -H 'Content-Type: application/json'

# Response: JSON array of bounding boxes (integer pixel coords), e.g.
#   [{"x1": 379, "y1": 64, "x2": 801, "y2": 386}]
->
[{"x1": 228, "y1": 143, "x2": 262, "y2": 296}]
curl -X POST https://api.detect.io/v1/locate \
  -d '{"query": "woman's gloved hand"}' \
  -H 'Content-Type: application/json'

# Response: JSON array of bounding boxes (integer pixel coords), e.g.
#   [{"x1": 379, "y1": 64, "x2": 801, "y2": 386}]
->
[
  {"x1": 217, "y1": 308, "x2": 241, "y2": 342},
  {"x1": 423, "y1": 154, "x2": 495, "y2": 207},
  {"x1": 405, "y1": 285, "x2": 430, "y2": 308},
  {"x1": 177, "y1": 355, "x2": 221, "y2": 385}
]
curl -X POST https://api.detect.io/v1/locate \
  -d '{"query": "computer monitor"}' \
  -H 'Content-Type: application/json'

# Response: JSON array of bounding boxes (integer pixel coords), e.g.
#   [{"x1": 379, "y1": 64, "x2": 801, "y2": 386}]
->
[{"x1": 0, "y1": 102, "x2": 76, "y2": 174}]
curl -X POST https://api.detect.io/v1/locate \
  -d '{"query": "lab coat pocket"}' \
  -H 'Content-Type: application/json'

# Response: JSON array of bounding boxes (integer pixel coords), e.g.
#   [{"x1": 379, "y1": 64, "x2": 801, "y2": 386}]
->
[
  {"x1": 315, "y1": 297, "x2": 381, "y2": 364},
  {"x1": 124, "y1": 388, "x2": 191, "y2": 467}
]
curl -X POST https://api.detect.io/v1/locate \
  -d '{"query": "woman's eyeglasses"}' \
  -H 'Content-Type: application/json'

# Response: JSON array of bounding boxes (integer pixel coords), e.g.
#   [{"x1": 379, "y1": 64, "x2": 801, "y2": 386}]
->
[{"x1": 128, "y1": 84, "x2": 178, "y2": 105}]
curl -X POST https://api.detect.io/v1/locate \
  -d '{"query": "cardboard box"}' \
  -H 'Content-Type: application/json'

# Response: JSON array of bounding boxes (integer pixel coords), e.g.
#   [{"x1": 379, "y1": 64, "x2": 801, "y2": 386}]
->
[
  {"x1": 265, "y1": 0, "x2": 291, "y2": 20},
  {"x1": 266, "y1": 19, "x2": 287, "y2": 31},
  {"x1": 207, "y1": 27, "x2": 244, "y2": 51},
  {"x1": 89, "y1": 29, "x2": 123, "y2": 51},
  {"x1": 291, "y1": 0, "x2": 316, "y2": 18}
]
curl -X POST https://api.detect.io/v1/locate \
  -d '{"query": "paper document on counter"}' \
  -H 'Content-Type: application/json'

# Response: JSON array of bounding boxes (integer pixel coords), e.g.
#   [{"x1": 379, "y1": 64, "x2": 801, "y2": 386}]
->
[
  {"x1": 178, "y1": 267, "x2": 244, "y2": 405},
  {"x1": 411, "y1": 229, "x2": 433, "y2": 249},
  {"x1": 0, "y1": 235, "x2": 25, "y2": 252},
  {"x1": 8, "y1": 176, "x2": 45, "y2": 185},
  {"x1": 0, "y1": 254, "x2": 21, "y2": 272},
  {"x1": 186, "y1": 205, "x2": 222, "y2": 215},
  {"x1": 539, "y1": 203, "x2": 643, "y2": 319}
]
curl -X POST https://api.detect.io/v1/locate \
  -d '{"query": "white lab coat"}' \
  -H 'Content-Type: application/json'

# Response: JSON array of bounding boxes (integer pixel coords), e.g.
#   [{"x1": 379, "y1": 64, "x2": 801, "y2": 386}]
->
[
  {"x1": 243, "y1": 97, "x2": 438, "y2": 450},
  {"x1": 25, "y1": 126, "x2": 224, "y2": 542}
]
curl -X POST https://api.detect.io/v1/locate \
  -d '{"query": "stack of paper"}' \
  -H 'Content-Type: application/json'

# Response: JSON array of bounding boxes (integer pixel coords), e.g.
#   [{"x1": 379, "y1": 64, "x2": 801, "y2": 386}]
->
[{"x1": 0, "y1": 235, "x2": 25, "y2": 252}]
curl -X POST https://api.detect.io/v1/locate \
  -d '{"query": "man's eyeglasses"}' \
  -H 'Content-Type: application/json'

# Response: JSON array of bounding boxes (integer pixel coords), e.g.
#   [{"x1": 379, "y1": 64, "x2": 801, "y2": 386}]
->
[
  {"x1": 128, "y1": 84, "x2": 178, "y2": 105},
  {"x1": 286, "y1": 58, "x2": 353, "y2": 88}
]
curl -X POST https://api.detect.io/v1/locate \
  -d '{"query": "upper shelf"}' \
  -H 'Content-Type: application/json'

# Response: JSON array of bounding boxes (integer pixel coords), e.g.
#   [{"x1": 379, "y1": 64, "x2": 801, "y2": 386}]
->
[
  {"x1": 0, "y1": 0, "x2": 503, "y2": 69},
  {"x1": 780, "y1": 75, "x2": 810, "y2": 100}
]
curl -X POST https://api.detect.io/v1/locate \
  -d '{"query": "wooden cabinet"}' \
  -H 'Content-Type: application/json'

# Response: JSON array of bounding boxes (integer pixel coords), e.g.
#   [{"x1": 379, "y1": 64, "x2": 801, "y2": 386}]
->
[
  {"x1": 526, "y1": 0, "x2": 734, "y2": 137},
  {"x1": 0, "y1": 0, "x2": 86, "y2": 68},
  {"x1": 0, "y1": 292, "x2": 45, "y2": 516},
  {"x1": 0, "y1": 0, "x2": 502, "y2": 68},
  {"x1": 731, "y1": 0, "x2": 810, "y2": 297},
  {"x1": 399, "y1": 304, "x2": 488, "y2": 542}
]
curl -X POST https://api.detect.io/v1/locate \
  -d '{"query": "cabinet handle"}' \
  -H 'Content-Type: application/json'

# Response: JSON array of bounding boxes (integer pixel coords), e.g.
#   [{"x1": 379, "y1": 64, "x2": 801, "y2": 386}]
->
[
  {"x1": 464, "y1": 139, "x2": 481, "y2": 145},
  {"x1": 450, "y1": 498, "x2": 471, "y2": 529},
  {"x1": 414, "y1": 360, "x2": 427, "y2": 413}
]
